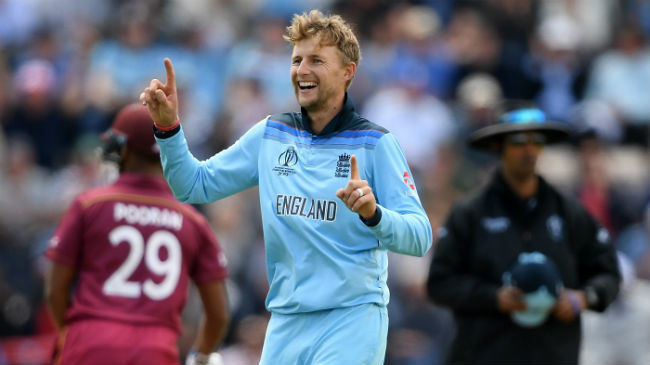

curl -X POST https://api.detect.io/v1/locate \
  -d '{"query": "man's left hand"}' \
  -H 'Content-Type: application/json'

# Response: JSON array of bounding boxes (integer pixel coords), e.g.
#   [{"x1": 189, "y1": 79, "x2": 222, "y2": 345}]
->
[{"x1": 336, "y1": 155, "x2": 376, "y2": 219}]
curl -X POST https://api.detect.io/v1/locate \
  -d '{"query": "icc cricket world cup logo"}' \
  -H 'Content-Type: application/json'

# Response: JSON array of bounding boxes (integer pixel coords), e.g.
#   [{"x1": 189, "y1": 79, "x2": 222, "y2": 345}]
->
[{"x1": 278, "y1": 146, "x2": 299, "y2": 167}]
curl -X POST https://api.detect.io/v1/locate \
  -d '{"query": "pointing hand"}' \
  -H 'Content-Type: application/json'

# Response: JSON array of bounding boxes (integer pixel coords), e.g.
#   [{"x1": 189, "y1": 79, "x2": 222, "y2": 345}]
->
[
  {"x1": 335, "y1": 155, "x2": 377, "y2": 220},
  {"x1": 140, "y1": 58, "x2": 178, "y2": 127}
]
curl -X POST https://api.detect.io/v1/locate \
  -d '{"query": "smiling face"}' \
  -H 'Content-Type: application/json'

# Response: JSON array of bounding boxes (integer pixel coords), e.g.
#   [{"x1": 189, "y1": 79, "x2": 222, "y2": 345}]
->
[{"x1": 290, "y1": 37, "x2": 355, "y2": 113}]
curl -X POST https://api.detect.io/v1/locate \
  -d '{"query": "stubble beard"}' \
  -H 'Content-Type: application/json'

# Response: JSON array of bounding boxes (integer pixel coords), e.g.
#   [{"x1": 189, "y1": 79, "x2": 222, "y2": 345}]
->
[
  {"x1": 296, "y1": 87, "x2": 327, "y2": 114},
  {"x1": 294, "y1": 85, "x2": 335, "y2": 113},
  {"x1": 299, "y1": 95, "x2": 319, "y2": 112}
]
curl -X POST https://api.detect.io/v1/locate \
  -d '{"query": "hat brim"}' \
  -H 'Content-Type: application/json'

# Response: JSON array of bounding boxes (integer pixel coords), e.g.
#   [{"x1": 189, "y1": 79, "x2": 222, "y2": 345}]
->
[{"x1": 468, "y1": 122, "x2": 571, "y2": 150}]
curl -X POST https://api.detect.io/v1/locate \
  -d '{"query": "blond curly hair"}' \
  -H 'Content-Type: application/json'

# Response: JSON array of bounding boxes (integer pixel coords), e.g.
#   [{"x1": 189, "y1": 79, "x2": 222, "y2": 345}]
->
[{"x1": 284, "y1": 10, "x2": 361, "y2": 89}]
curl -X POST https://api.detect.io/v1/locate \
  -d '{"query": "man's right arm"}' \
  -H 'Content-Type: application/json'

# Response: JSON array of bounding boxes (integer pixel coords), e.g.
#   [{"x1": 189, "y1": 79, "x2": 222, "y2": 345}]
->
[
  {"x1": 154, "y1": 120, "x2": 265, "y2": 204},
  {"x1": 142, "y1": 57, "x2": 265, "y2": 204}
]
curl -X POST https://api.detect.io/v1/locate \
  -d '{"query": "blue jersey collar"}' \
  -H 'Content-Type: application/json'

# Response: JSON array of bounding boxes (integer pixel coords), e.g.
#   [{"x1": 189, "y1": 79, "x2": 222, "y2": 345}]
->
[{"x1": 300, "y1": 93, "x2": 356, "y2": 136}]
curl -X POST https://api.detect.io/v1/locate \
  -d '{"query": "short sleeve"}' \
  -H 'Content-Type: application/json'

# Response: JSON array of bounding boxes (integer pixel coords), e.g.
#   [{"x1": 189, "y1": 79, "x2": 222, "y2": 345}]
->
[
  {"x1": 190, "y1": 222, "x2": 228, "y2": 285},
  {"x1": 45, "y1": 198, "x2": 85, "y2": 268}
]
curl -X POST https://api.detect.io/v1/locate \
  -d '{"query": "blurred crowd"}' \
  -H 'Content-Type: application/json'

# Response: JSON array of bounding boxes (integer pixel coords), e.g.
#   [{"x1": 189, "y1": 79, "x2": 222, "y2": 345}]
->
[{"x1": 1, "y1": 0, "x2": 650, "y2": 364}]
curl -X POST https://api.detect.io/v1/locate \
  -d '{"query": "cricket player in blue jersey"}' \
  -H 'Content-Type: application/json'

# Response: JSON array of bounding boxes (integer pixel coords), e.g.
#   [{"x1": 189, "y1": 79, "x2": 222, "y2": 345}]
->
[{"x1": 141, "y1": 9, "x2": 432, "y2": 365}]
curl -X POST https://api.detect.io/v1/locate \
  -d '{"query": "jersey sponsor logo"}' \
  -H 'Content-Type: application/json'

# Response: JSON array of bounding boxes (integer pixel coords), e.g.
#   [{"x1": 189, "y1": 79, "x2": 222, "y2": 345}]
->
[
  {"x1": 335, "y1": 153, "x2": 351, "y2": 178},
  {"x1": 546, "y1": 215, "x2": 564, "y2": 242},
  {"x1": 273, "y1": 146, "x2": 298, "y2": 176},
  {"x1": 482, "y1": 217, "x2": 510, "y2": 233},
  {"x1": 276, "y1": 194, "x2": 337, "y2": 222},
  {"x1": 114, "y1": 202, "x2": 183, "y2": 231}
]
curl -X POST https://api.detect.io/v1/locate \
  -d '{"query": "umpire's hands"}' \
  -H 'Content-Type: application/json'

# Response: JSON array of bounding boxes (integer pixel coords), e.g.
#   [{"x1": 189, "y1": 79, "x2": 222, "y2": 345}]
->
[
  {"x1": 336, "y1": 155, "x2": 377, "y2": 220},
  {"x1": 140, "y1": 58, "x2": 178, "y2": 127},
  {"x1": 552, "y1": 289, "x2": 586, "y2": 322},
  {"x1": 497, "y1": 285, "x2": 527, "y2": 313}
]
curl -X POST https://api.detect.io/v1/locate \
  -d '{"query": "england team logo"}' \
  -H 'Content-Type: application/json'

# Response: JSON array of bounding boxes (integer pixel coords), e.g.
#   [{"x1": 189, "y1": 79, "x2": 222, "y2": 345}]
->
[{"x1": 335, "y1": 153, "x2": 350, "y2": 178}]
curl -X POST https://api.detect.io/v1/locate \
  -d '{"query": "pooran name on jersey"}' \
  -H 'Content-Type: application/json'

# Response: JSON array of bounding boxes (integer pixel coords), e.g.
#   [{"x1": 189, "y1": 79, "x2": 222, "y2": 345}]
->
[{"x1": 113, "y1": 202, "x2": 184, "y2": 231}]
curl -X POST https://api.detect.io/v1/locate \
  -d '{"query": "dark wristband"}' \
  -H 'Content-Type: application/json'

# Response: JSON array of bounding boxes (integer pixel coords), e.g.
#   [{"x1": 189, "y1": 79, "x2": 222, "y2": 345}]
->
[
  {"x1": 153, "y1": 123, "x2": 181, "y2": 139},
  {"x1": 359, "y1": 206, "x2": 382, "y2": 227}
]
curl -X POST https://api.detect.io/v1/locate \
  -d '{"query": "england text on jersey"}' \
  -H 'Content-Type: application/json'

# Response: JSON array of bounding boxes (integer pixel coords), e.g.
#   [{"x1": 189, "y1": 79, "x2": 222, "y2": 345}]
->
[
  {"x1": 114, "y1": 202, "x2": 183, "y2": 231},
  {"x1": 276, "y1": 194, "x2": 337, "y2": 222}
]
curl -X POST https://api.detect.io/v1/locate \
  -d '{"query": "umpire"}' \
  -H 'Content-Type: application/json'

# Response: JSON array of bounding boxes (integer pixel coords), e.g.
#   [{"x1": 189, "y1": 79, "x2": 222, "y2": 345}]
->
[{"x1": 426, "y1": 104, "x2": 620, "y2": 364}]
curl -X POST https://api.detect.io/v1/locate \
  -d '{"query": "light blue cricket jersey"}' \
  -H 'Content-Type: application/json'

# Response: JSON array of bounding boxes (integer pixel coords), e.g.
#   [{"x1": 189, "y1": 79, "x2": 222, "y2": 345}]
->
[{"x1": 155, "y1": 95, "x2": 432, "y2": 314}]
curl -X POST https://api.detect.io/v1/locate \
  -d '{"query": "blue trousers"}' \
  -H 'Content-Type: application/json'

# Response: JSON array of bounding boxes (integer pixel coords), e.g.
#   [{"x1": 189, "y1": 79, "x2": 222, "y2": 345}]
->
[{"x1": 260, "y1": 303, "x2": 388, "y2": 365}]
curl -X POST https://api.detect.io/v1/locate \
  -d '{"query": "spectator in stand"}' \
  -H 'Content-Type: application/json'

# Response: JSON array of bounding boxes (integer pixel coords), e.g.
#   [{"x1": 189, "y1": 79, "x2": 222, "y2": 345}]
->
[{"x1": 585, "y1": 21, "x2": 650, "y2": 146}]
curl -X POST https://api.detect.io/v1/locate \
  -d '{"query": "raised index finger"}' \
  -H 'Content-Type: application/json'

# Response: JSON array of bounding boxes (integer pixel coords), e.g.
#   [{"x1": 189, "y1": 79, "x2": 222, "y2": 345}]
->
[
  {"x1": 350, "y1": 155, "x2": 360, "y2": 180},
  {"x1": 163, "y1": 58, "x2": 176, "y2": 90}
]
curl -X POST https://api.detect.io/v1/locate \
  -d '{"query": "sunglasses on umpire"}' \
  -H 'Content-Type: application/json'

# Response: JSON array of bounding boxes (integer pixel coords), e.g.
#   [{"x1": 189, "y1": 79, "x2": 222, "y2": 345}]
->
[{"x1": 505, "y1": 132, "x2": 547, "y2": 146}]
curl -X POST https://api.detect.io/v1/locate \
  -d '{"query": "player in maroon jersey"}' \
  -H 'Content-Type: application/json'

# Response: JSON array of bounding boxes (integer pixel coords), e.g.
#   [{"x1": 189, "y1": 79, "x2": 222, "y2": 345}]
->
[{"x1": 44, "y1": 104, "x2": 229, "y2": 365}]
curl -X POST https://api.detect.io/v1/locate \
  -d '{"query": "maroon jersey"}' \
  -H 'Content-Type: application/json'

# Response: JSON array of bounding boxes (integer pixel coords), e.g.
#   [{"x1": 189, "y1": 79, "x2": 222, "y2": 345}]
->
[{"x1": 46, "y1": 173, "x2": 227, "y2": 334}]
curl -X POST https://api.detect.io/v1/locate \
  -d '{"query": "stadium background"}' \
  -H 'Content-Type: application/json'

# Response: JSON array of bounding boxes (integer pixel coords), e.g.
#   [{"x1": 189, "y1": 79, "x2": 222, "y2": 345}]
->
[{"x1": 1, "y1": 0, "x2": 650, "y2": 364}]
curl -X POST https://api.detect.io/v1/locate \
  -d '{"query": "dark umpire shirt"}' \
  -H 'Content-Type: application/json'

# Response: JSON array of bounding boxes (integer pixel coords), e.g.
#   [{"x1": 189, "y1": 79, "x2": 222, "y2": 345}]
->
[{"x1": 427, "y1": 170, "x2": 620, "y2": 364}]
